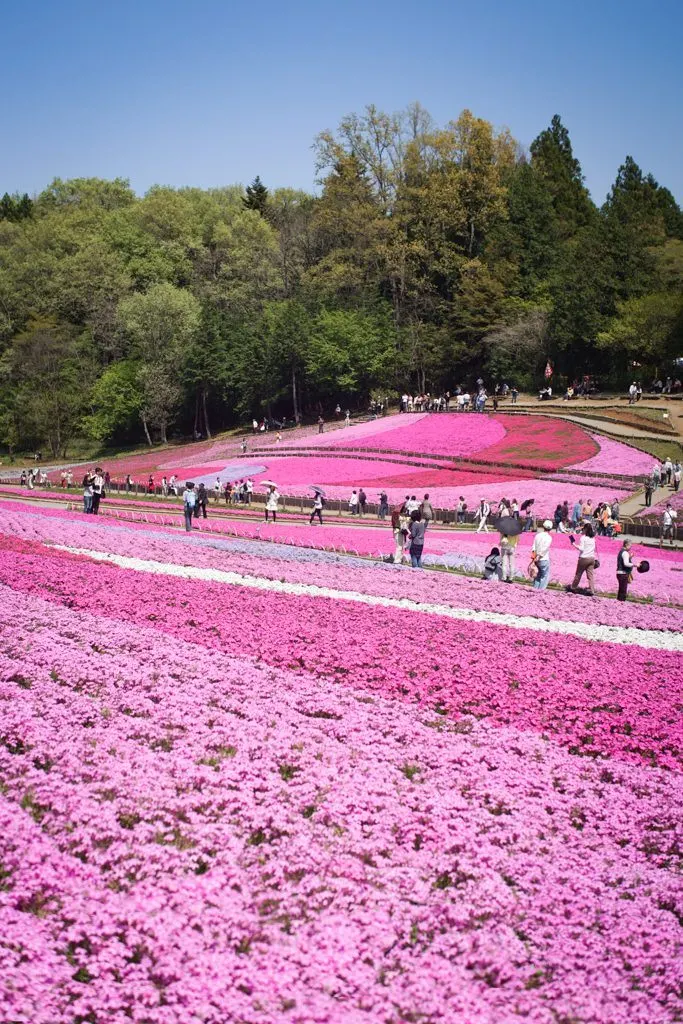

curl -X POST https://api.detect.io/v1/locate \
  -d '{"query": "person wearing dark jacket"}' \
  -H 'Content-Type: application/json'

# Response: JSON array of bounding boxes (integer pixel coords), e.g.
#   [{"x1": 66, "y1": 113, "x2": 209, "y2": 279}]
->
[{"x1": 195, "y1": 483, "x2": 209, "y2": 518}]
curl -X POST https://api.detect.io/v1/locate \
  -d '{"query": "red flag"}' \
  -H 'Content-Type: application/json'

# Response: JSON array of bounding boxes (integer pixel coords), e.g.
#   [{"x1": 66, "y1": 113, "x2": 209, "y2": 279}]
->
[{"x1": 544, "y1": 361, "x2": 553, "y2": 380}]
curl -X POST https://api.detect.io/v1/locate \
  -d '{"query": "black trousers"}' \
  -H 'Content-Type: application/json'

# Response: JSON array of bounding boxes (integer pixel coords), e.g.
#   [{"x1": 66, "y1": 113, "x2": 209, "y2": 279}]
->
[
  {"x1": 617, "y1": 574, "x2": 629, "y2": 601},
  {"x1": 91, "y1": 493, "x2": 101, "y2": 515},
  {"x1": 310, "y1": 509, "x2": 323, "y2": 524}
]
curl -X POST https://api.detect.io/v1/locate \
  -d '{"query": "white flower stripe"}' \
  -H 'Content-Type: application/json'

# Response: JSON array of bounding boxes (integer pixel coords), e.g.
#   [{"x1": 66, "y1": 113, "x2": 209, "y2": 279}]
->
[
  {"x1": 57, "y1": 548, "x2": 683, "y2": 651},
  {"x1": 56, "y1": 546, "x2": 683, "y2": 652}
]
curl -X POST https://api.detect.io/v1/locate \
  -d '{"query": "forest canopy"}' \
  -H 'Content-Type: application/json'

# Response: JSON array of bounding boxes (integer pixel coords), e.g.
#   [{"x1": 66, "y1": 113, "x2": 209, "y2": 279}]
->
[{"x1": 1, "y1": 105, "x2": 681, "y2": 454}]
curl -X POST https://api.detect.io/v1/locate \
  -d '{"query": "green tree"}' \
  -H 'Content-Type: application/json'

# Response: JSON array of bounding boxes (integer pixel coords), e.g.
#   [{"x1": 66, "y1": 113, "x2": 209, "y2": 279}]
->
[
  {"x1": 2, "y1": 316, "x2": 94, "y2": 456},
  {"x1": 530, "y1": 115, "x2": 595, "y2": 238},
  {"x1": 83, "y1": 360, "x2": 143, "y2": 443},
  {"x1": 117, "y1": 283, "x2": 201, "y2": 444},
  {"x1": 242, "y1": 176, "x2": 269, "y2": 216}
]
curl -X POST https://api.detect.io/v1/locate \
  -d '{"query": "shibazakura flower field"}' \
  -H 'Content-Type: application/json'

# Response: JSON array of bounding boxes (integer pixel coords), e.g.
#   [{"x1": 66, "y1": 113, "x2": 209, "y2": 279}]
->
[
  {"x1": 1, "y1": 414, "x2": 682, "y2": 1024},
  {"x1": 26, "y1": 411, "x2": 656, "y2": 514}
]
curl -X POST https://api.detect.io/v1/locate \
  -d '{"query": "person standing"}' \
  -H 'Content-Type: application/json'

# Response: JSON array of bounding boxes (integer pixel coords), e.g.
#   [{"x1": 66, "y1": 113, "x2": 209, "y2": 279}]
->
[
  {"x1": 310, "y1": 492, "x2": 324, "y2": 525},
  {"x1": 318, "y1": 415, "x2": 325, "y2": 434},
  {"x1": 214, "y1": 477, "x2": 221, "y2": 503},
  {"x1": 499, "y1": 533, "x2": 518, "y2": 582},
  {"x1": 511, "y1": 386, "x2": 518, "y2": 405},
  {"x1": 265, "y1": 486, "x2": 279, "y2": 522},
  {"x1": 391, "y1": 505, "x2": 407, "y2": 564},
  {"x1": 419, "y1": 493, "x2": 433, "y2": 528},
  {"x1": 161, "y1": 476, "x2": 169, "y2": 497},
  {"x1": 82, "y1": 470, "x2": 93, "y2": 514},
  {"x1": 663, "y1": 457, "x2": 673, "y2": 485},
  {"x1": 408, "y1": 511, "x2": 426, "y2": 568},
  {"x1": 349, "y1": 490, "x2": 359, "y2": 515},
  {"x1": 358, "y1": 488, "x2": 367, "y2": 517},
  {"x1": 378, "y1": 491, "x2": 389, "y2": 520},
  {"x1": 568, "y1": 523, "x2": 597, "y2": 595},
  {"x1": 475, "y1": 498, "x2": 490, "y2": 533},
  {"x1": 224, "y1": 481, "x2": 232, "y2": 504},
  {"x1": 91, "y1": 468, "x2": 104, "y2": 515},
  {"x1": 344, "y1": 409, "x2": 351, "y2": 428},
  {"x1": 195, "y1": 483, "x2": 209, "y2": 519},
  {"x1": 531, "y1": 520, "x2": 553, "y2": 590},
  {"x1": 246, "y1": 478, "x2": 253, "y2": 505},
  {"x1": 616, "y1": 539, "x2": 636, "y2": 601},
  {"x1": 644, "y1": 479, "x2": 654, "y2": 508},
  {"x1": 456, "y1": 496, "x2": 467, "y2": 524},
  {"x1": 182, "y1": 482, "x2": 196, "y2": 531},
  {"x1": 663, "y1": 503, "x2": 678, "y2": 543}
]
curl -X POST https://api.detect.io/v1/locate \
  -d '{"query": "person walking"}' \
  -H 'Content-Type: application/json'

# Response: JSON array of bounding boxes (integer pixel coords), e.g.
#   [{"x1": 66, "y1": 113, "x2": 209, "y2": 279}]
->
[
  {"x1": 182, "y1": 482, "x2": 196, "y2": 531},
  {"x1": 475, "y1": 498, "x2": 490, "y2": 533},
  {"x1": 378, "y1": 491, "x2": 389, "y2": 520},
  {"x1": 499, "y1": 533, "x2": 518, "y2": 582},
  {"x1": 673, "y1": 465, "x2": 681, "y2": 493},
  {"x1": 349, "y1": 490, "x2": 359, "y2": 515},
  {"x1": 161, "y1": 476, "x2": 169, "y2": 497},
  {"x1": 616, "y1": 539, "x2": 636, "y2": 601},
  {"x1": 663, "y1": 458, "x2": 673, "y2": 485},
  {"x1": 317, "y1": 415, "x2": 325, "y2": 434},
  {"x1": 265, "y1": 486, "x2": 279, "y2": 522},
  {"x1": 408, "y1": 511, "x2": 426, "y2": 568},
  {"x1": 456, "y1": 496, "x2": 467, "y2": 524},
  {"x1": 568, "y1": 523, "x2": 597, "y2": 595},
  {"x1": 309, "y1": 492, "x2": 324, "y2": 525},
  {"x1": 419, "y1": 493, "x2": 433, "y2": 528},
  {"x1": 531, "y1": 520, "x2": 553, "y2": 590}
]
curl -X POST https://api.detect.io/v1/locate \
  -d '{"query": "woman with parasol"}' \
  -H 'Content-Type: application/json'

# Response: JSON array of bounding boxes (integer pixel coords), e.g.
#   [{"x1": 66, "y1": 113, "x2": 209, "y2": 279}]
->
[
  {"x1": 262, "y1": 481, "x2": 280, "y2": 522},
  {"x1": 309, "y1": 486, "x2": 326, "y2": 525}
]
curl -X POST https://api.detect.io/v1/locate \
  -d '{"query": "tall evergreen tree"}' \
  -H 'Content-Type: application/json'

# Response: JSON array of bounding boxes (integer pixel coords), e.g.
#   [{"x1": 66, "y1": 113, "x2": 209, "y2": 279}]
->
[
  {"x1": 529, "y1": 115, "x2": 595, "y2": 238},
  {"x1": 242, "y1": 176, "x2": 269, "y2": 216}
]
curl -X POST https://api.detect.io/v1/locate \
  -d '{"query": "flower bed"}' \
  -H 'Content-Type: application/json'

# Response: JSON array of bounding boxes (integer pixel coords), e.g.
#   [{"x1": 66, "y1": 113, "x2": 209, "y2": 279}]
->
[
  {"x1": 1, "y1": 506, "x2": 682, "y2": 1024},
  {"x1": 2, "y1": 583, "x2": 681, "y2": 1023}
]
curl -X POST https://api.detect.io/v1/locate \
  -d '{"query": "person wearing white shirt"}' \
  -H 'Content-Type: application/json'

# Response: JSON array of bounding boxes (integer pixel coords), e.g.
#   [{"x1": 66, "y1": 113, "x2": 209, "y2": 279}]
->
[
  {"x1": 265, "y1": 486, "x2": 280, "y2": 522},
  {"x1": 214, "y1": 477, "x2": 221, "y2": 502},
  {"x1": 475, "y1": 499, "x2": 490, "y2": 533},
  {"x1": 662, "y1": 504, "x2": 678, "y2": 543},
  {"x1": 531, "y1": 520, "x2": 553, "y2": 589},
  {"x1": 568, "y1": 523, "x2": 597, "y2": 594}
]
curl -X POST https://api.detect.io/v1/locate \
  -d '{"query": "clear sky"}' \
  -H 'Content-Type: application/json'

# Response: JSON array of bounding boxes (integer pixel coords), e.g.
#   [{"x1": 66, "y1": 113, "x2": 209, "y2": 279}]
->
[{"x1": 2, "y1": 0, "x2": 682, "y2": 205}]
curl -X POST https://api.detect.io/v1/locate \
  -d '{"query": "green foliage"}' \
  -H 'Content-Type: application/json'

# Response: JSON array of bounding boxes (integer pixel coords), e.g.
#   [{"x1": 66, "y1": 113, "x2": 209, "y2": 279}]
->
[
  {"x1": 0, "y1": 104, "x2": 681, "y2": 454},
  {"x1": 83, "y1": 361, "x2": 143, "y2": 443}
]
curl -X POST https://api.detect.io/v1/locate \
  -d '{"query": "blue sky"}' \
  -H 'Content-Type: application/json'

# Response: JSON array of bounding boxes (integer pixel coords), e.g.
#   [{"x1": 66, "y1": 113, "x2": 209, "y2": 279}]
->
[{"x1": 2, "y1": 0, "x2": 681, "y2": 204}]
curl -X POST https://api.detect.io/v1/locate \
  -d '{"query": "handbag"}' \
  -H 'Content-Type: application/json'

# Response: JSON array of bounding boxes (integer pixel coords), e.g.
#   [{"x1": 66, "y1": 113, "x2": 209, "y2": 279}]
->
[{"x1": 528, "y1": 561, "x2": 539, "y2": 580}]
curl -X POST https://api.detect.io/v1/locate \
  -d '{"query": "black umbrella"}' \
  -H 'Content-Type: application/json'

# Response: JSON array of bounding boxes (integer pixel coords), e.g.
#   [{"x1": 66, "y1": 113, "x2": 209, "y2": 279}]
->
[
  {"x1": 495, "y1": 515, "x2": 524, "y2": 537},
  {"x1": 520, "y1": 498, "x2": 535, "y2": 512},
  {"x1": 637, "y1": 560, "x2": 650, "y2": 574}
]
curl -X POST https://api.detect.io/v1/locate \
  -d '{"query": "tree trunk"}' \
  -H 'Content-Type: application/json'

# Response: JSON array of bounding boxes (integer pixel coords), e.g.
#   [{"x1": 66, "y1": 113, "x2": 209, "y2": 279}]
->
[
  {"x1": 160, "y1": 421, "x2": 168, "y2": 445},
  {"x1": 292, "y1": 366, "x2": 301, "y2": 425},
  {"x1": 193, "y1": 392, "x2": 199, "y2": 437},
  {"x1": 201, "y1": 386, "x2": 212, "y2": 439},
  {"x1": 141, "y1": 413, "x2": 153, "y2": 447}
]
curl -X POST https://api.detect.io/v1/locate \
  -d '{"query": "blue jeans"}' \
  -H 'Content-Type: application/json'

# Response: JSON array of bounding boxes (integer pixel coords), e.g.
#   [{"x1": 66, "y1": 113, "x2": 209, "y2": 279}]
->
[
  {"x1": 410, "y1": 546, "x2": 424, "y2": 568},
  {"x1": 83, "y1": 494, "x2": 92, "y2": 513},
  {"x1": 533, "y1": 558, "x2": 550, "y2": 589},
  {"x1": 184, "y1": 507, "x2": 194, "y2": 531}
]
